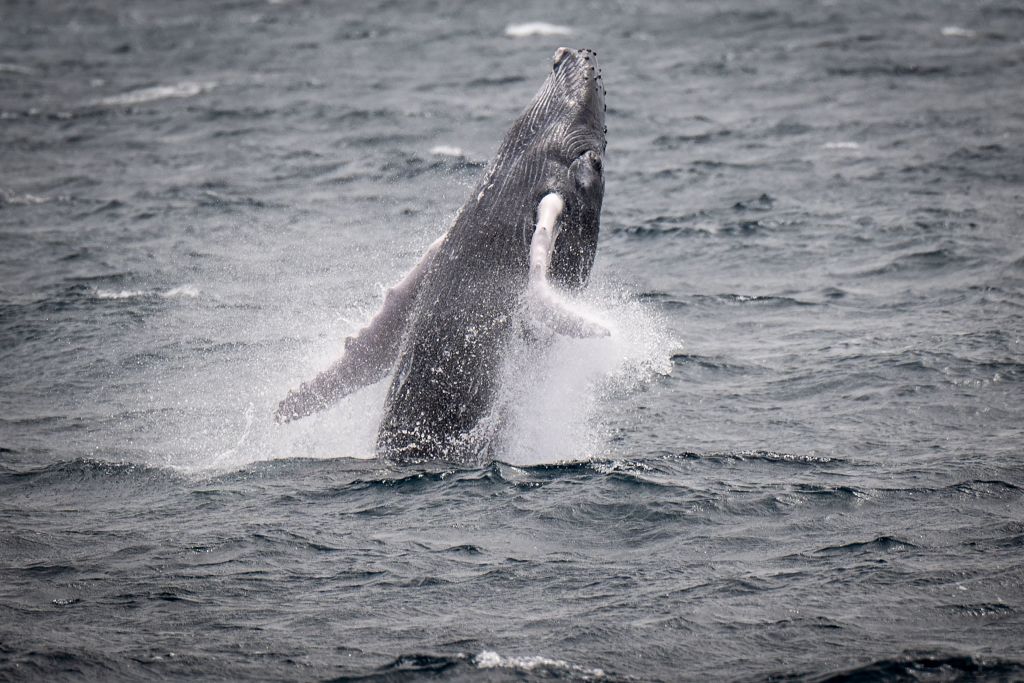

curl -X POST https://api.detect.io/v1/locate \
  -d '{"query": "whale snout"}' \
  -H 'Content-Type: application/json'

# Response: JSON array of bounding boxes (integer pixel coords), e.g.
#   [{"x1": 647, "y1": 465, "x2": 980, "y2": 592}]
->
[
  {"x1": 552, "y1": 47, "x2": 572, "y2": 70},
  {"x1": 548, "y1": 47, "x2": 603, "y2": 114},
  {"x1": 551, "y1": 46, "x2": 600, "y2": 75}
]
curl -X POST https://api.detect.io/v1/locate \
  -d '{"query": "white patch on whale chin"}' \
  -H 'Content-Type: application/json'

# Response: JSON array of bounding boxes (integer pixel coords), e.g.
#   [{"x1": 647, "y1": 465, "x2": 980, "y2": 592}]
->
[{"x1": 504, "y1": 22, "x2": 573, "y2": 38}]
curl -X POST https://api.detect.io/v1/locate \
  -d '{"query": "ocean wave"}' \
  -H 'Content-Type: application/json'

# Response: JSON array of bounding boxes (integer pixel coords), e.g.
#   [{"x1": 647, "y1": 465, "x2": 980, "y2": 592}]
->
[
  {"x1": 949, "y1": 479, "x2": 1022, "y2": 497},
  {"x1": 94, "y1": 81, "x2": 216, "y2": 107},
  {"x1": 653, "y1": 129, "x2": 733, "y2": 147},
  {"x1": 466, "y1": 74, "x2": 527, "y2": 88},
  {"x1": 941, "y1": 25, "x2": 977, "y2": 38},
  {"x1": 939, "y1": 602, "x2": 1014, "y2": 618},
  {"x1": 611, "y1": 222, "x2": 719, "y2": 238},
  {"x1": 0, "y1": 458, "x2": 181, "y2": 494},
  {"x1": 813, "y1": 535, "x2": 918, "y2": 556},
  {"x1": 0, "y1": 188, "x2": 52, "y2": 206},
  {"x1": 670, "y1": 353, "x2": 759, "y2": 375},
  {"x1": 93, "y1": 285, "x2": 199, "y2": 300},
  {"x1": 822, "y1": 141, "x2": 861, "y2": 150},
  {"x1": 0, "y1": 62, "x2": 37, "y2": 76},
  {"x1": 428, "y1": 144, "x2": 466, "y2": 158},
  {"x1": 475, "y1": 650, "x2": 605, "y2": 679},
  {"x1": 726, "y1": 449, "x2": 841, "y2": 465},
  {"x1": 339, "y1": 651, "x2": 608, "y2": 682},
  {"x1": 801, "y1": 653, "x2": 1024, "y2": 682},
  {"x1": 827, "y1": 61, "x2": 952, "y2": 78}
]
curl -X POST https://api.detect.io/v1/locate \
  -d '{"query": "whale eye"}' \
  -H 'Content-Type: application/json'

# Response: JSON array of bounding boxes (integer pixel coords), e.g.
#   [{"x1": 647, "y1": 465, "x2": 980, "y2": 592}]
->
[{"x1": 570, "y1": 150, "x2": 604, "y2": 190}]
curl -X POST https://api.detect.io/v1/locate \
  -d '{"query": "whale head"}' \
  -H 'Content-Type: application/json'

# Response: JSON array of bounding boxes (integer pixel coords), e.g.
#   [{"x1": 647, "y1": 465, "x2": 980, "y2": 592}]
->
[{"x1": 488, "y1": 47, "x2": 607, "y2": 289}]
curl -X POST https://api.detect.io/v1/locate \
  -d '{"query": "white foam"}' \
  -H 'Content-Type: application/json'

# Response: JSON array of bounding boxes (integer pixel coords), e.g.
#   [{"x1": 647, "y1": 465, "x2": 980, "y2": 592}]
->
[
  {"x1": 0, "y1": 190, "x2": 49, "y2": 205},
  {"x1": 492, "y1": 281, "x2": 676, "y2": 466},
  {"x1": 429, "y1": 145, "x2": 466, "y2": 158},
  {"x1": 475, "y1": 650, "x2": 605, "y2": 678},
  {"x1": 93, "y1": 285, "x2": 200, "y2": 300},
  {"x1": 823, "y1": 141, "x2": 860, "y2": 150},
  {"x1": 170, "y1": 357, "x2": 385, "y2": 475},
  {"x1": 94, "y1": 288, "x2": 148, "y2": 300},
  {"x1": 208, "y1": 402, "x2": 256, "y2": 467},
  {"x1": 0, "y1": 63, "x2": 36, "y2": 76},
  {"x1": 95, "y1": 81, "x2": 216, "y2": 106},
  {"x1": 941, "y1": 26, "x2": 976, "y2": 38},
  {"x1": 161, "y1": 285, "x2": 200, "y2": 298},
  {"x1": 504, "y1": 22, "x2": 574, "y2": 38}
]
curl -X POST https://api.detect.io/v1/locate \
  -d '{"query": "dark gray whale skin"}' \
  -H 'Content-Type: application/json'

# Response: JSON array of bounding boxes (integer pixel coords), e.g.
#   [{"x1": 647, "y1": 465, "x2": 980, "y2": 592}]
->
[{"x1": 277, "y1": 48, "x2": 607, "y2": 463}]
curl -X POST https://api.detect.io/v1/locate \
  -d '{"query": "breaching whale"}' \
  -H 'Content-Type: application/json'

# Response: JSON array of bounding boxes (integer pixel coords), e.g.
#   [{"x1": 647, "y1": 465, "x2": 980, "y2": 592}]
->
[{"x1": 276, "y1": 47, "x2": 608, "y2": 462}]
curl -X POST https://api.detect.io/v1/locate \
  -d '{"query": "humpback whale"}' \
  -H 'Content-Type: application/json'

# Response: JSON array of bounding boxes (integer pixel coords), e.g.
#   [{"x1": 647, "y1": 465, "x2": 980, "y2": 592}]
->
[{"x1": 276, "y1": 47, "x2": 608, "y2": 462}]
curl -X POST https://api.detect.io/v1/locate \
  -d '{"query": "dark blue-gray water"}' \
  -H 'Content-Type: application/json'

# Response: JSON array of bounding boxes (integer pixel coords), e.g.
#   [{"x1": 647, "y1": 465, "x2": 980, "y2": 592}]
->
[{"x1": 2, "y1": 0, "x2": 1023, "y2": 680}]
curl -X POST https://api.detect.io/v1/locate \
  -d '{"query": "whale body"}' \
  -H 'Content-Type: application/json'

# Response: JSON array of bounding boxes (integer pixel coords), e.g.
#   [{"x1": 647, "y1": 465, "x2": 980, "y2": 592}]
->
[{"x1": 277, "y1": 47, "x2": 608, "y2": 463}]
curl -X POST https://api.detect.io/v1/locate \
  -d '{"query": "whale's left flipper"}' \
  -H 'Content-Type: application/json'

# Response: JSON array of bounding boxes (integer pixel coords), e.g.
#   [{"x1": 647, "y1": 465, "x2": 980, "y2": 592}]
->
[
  {"x1": 275, "y1": 235, "x2": 445, "y2": 423},
  {"x1": 527, "y1": 193, "x2": 610, "y2": 338}
]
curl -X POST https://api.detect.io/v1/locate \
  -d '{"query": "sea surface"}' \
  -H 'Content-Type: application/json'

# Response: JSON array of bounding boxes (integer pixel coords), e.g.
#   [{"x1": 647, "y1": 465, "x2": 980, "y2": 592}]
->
[{"x1": 2, "y1": 0, "x2": 1023, "y2": 680}]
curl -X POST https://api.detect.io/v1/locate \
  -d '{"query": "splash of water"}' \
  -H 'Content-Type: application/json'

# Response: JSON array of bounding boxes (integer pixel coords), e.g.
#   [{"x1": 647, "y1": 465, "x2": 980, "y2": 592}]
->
[
  {"x1": 162, "y1": 273, "x2": 672, "y2": 474},
  {"x1": 493, "y1": 280, "x2": 676, "y2": 466}
]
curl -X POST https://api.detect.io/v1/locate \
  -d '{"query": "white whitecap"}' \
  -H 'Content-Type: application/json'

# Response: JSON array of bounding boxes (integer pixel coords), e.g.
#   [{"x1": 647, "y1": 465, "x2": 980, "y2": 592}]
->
[
  {"x1": 0, "y1": 63, "x2": 36, "y2": 76},
  {"x1": 429, "y1": 145, "x2": 466, "y2": 158},
  {"x1": 95, "y1": 81, "x2": 216, "y2": 106},
  {"x1": 823, "y1": 141, "x2": 860, "y2": 150},
  {"x1": 161, "y1": 285, "x2": 200, "y2": 298},
  {"x1": 941, "y1": 26, "x2": 976, "y2": 38},
  {"x1": 504, "y1": 22, "x2": 574, "y2": 38},
  {"x1": 0, "y1": 189, "x2": 49, "y2": 205},
  {"x1": 94, "y1": 288, "x2": 147, "y2": 300},
  {"x1": 475, "y1": 650, "x2": 605, "y2": 678},
  {"x1": 93, "y1": 285, "x2": 199, "y2": 300}
]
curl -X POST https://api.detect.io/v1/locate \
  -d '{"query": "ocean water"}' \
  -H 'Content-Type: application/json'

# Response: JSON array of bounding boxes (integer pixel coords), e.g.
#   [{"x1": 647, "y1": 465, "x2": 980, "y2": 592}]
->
[{"x1": 2, "y1": 0, "x2": 1023, "y2": 680}]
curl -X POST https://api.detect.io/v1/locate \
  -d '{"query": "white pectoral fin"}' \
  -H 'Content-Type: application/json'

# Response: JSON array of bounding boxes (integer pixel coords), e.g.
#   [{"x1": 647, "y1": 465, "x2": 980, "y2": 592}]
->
[
  {"x1": 275, "y1": 235, "x2": 445, "y2": 423},
  {"x1": 528, "y1": 282, "x2": 611, "y2": 338},
  {"x1": 528, "y1": 193, "x2": 565, "y2": 284},
  {"x1": 526, "y1": 193, "x2": 610, "y2": 339}
]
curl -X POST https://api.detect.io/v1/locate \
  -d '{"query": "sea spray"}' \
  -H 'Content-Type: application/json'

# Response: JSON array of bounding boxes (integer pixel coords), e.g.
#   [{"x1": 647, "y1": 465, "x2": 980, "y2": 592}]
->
[
  {"x1": 493, "y1": 279, "x2": 677, "y2": 466},
  {"x1": 179, "y1": 279, "x2": 674, "y2": 473}
]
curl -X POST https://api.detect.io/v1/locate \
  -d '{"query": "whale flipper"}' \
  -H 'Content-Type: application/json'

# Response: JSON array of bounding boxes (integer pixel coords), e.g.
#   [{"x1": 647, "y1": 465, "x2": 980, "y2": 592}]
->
[
  {"x1": 527, "y1": 193, "x2": 610, "y2": 338},
  {"x1": 275, "y1": 235, "x2": 445, "y2": 422}
]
